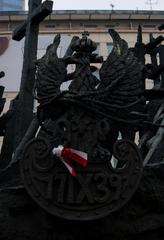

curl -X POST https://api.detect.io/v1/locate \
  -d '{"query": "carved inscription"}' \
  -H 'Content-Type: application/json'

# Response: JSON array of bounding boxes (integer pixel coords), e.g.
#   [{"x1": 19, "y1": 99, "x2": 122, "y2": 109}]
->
[
  {"x1": 44, "y1": 172, "x2": 120, "y2": 205},
  {"x1": 21, "y1": 138, "x2": 143, "y2": 220}
]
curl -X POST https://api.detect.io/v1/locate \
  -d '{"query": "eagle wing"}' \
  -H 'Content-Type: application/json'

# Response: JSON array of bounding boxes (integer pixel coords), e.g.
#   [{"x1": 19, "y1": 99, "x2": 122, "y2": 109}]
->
[
  {"x1": 98, "y1": 29, "x2": 145, "y2": 109},
  {"x1": 35, "y1": 34, "x2": 67, "y2": 106}
]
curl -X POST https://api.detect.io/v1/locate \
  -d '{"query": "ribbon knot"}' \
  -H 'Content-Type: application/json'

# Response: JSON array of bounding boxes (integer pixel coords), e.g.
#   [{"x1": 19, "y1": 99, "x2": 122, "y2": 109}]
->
[{"x1": 52, "y1": 145, "x2": 88, "y2": 176}]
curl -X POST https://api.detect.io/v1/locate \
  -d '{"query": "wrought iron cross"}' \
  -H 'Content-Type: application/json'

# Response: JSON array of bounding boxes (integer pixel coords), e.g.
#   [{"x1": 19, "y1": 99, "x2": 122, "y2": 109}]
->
[{"x1": 13, "y1": 0, "x2": 53, "y2": 148}]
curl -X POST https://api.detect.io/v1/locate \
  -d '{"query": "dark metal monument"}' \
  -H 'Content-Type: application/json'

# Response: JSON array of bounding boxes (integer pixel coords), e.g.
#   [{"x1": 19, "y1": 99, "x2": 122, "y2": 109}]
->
[{"x1": 1, "y1": 0, "x2": 164, "y2": 239}]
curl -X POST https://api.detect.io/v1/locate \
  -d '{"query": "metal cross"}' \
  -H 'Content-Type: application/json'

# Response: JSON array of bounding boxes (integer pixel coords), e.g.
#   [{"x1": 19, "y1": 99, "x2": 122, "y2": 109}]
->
[
  {"x1": 0, "y1": 0, "x2": 53, "y2": 165},
  {"x1": 13, "y1": 0, "x2": 53, "y2": 148}
]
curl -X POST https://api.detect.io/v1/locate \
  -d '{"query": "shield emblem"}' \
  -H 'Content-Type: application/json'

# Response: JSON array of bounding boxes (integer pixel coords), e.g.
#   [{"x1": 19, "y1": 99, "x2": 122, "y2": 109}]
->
[
  {"x1": 21, "y1": 114, "x2": 143, "y2": 220},
  {"x1": 21, "y1": 30, "x2": 144, "y2": 220}
]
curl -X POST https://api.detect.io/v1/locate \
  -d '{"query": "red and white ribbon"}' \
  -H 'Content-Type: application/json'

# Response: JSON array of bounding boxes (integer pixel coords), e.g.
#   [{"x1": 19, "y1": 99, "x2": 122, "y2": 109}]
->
[{"x1": 52, "y1": 145, "x2": 88, "y2": 176}]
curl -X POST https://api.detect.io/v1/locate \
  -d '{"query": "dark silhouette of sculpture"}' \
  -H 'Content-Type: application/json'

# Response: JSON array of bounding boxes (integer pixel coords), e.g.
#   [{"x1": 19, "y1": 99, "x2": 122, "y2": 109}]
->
[
  {"x1": 0, "y1": 1, "x2": 164, "y2": 238},
  {"x1": 20, "y1": 30, "x2": 146, "y2": 220}
]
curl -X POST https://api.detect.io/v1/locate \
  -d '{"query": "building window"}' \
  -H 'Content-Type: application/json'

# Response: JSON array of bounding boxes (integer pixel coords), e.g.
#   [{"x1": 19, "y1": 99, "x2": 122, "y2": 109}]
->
[
  {"x1": 143, "y1": 25, "x2": 156, "y2": 28},
  {"x1": 45, "y1": 25, "x2": 56, "y2": 28},
  {"x1": 107, "y1": 43, "x2": 113, "y2": 54},
  {"x1": 105, "y1": 24, "x2": 115, "y2": 28},
  {"x1": 84, "y1": 24, "x2": 98, "y2": 28}
]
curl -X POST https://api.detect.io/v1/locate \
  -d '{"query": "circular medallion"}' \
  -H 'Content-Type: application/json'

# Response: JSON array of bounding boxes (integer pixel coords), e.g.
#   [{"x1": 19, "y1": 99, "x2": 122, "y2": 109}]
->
[{"x1": 20, "y1": 138, "x2": 143, "y2": 220}]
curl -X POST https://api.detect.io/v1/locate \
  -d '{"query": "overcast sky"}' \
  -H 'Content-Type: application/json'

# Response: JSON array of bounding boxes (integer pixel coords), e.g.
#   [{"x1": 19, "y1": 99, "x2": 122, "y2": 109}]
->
[{"x1": 25, "y1": 0, "x2": 164, "y2": 11}]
